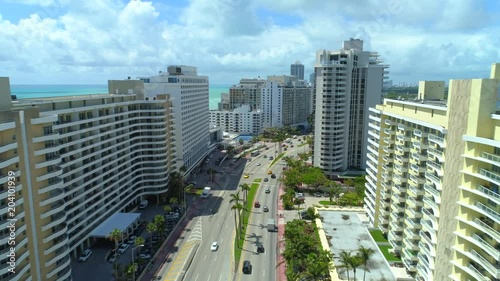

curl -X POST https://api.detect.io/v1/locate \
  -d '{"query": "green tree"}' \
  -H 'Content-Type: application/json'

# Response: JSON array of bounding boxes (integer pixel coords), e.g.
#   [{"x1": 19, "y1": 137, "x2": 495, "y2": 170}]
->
[
  {"x1": 163, "y1": 205, "x2": 172, "y2": 214},
  {"x1": 231, "y1": 202, "x2": 243, "y2": 241},
  {"x1": 239, "y1": 138, "x2": 244, "y2": 145},
  {"x1": 358, "y1": 246, "x2": 375, "y2": 281},
  {"x1": 229, "y1": 192, "x2": 243, "y2": 237},
  {"x1": 349, "y1": 254, "x2": 363, "y2": 281},
  {"x1": 135, "y1": 236, "x2": 145, "y2": 248},
  {"x1": 240, "y1": 183, "x2": 250, "y2": 206},
  {"x1": 327, "y1": 181, "x2": 343, "y2": 204},
  {"x1": 169, "y1": 197, "x2": 178, "y2": 206},
  {"x1": 146, "y1": 223, "x2": 156, "y2": 240},
  {"x1": 153, "y1": 215, "x2": 165, "y2": 237},
  {"x1": 338, "y1": 250, "x2": 352, "y2": 281},
  {"x1": 107, "y1": 228, "x2": 122, "y2": 253},
  {"x1": 338, "y1": 192, "x2": 361, "y2": 207},
  {"x1": 301, "y1": 167, "x2": 327, "y2": 188}
]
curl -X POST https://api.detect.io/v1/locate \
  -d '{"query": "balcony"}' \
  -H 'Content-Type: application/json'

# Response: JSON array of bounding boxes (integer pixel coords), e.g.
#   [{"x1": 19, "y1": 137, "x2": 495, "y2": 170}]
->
[
  {"x1": 422, "y1": 219, "x2": 436, "y2": 231},
  {"x1": 480, "y1": 169, "x2": 500, "y2": 186},
  {"x1": 398, "y1": 124, "x2": 406, "y2": 131},
  {"x1": 426, "y1": 161, "x2": 443, "y2": 176},
  {"x1": 428, "y1": 134, "x2": 446, "y2": 147},
  {"x1": 425, "y1": 172, "x2": 442, "y2": 190},
  {"x1": 384, "y1": 137, "x2": 394, "y2": 145},
  {"x1": 413, "y1": 129, "x2": 428, "y2": 138},
  {"x1": 406, "y1": 206, "x2": 423, "y2": 218},
  {"x1": 424, "y1": 196, "x2": 439, "y2": 211},
  {"x1": 404, "y1": 228, "x2": 420, "y2": 240},
  {"x1": 397, "y1": 134, "x2": 410, "y2": 142},
  {"x1": 420, "y1": 230, "x2": 435, "y2": 245},
  {"x1": 384, "y1": 128, "x2": 395, "y2": 135},
  {"x1": 424, "y1": 184, "x2": 440, "y2": 200},
  {"x1": 481, "y1": 151, "x2": 500, "y2": 166},
  {"x1": 422, "y1": 208, "x2": 437, "y2": 221},
  {"x1": 408, "y1": 184, "x2": 424, "y2": 196},
  {"x1": 427, "y1": 147, "x2": 444, "y2": 162},
  {"x1": 406, "y1": 196, "x2": 424, "y2": 208},
  {"x1": 473, "y1": 218, "x2": 500, "y2": 241},
  {"x1": 477, "y1": 185, "x2": 500, "y2": 204},
  {"x1": 475, "y1": 202, "x2": 500, "y2": 223},
  {"x1": 405, "y1": 217, "x2": 422, "y2": 230},
  {"x1": 383, "y1": 146, "x2": 394, "y2": 154},
  {"x1": 470, "y1": 249, "x2": 499, "y2": 277},
  {"x1": 409, "y1": 174, "x2": 425, "y2": 185},
  {"x1": 472, "y1": 234, "x2": 499, "y2": 260},
  {"x1": 385, "y1": 119, "x2": 394, "y2": 126}
]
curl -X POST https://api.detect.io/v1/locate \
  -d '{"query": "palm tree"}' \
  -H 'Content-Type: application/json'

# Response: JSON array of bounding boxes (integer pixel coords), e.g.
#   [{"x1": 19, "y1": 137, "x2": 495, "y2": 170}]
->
[
  {"x1": 338, "y1": 250, "x2": 352, "y2": 281},
  {"x1": 327, "y1": 181, "x2": 343, "y2": 204},
  {"x1": 153, "y1": 215, "x2": 165, "y2": 237},
  {"x1": 350, "y1": 254, "x2": 363, "y2": 281},
  {"x1": 169, "y1": 197, "x2": 178, "y2": 207},
  {"x1": 230, "y1": 202, "x2": 243, "y2": 241},
  {"x1": 135, "y1": 236, "x2": 145, "y2": 248},
  {"x1": 164, "y1": 205, "x2": 172, "y2": 214},
  {"x1": 357, "y1": 246, "x2": 375, "y2": 281},
  {"x1": 240, "y1": 183, "x2": 250, "y2": 206},
  {"x1": 107, "y1": 228, "x2": 122, "y2": 253},
  {"x1": 146, "y1": 223, "x2": 156, "y2": 241}
]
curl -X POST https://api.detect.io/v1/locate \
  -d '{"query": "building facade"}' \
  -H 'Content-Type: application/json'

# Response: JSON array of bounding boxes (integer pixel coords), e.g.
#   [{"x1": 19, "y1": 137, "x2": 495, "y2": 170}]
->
[
  {"x1": 365, "y1": 64, "x2": 500, "y2": 281},
  {"x1": 209, "y1": 105, "x2": 262, "y2": 135},
  {"x1": 139, "y1": 65, "x2": 210, "y2": 174},
  {"x1": 0, "y1": 78, "x2": 175, "y2": 281},
  {"x1": 291, "y1": 61, "x2": 305, "y2": 80},
  {"x1": 313, "y1": 38, "x2": 388, "y2": 177}
]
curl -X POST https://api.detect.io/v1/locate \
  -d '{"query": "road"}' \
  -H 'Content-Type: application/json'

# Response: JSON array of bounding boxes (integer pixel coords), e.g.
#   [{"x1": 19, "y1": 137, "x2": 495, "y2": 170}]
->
[{"x1": 154, "y1": 139, "x2": 305, "y2": 281}]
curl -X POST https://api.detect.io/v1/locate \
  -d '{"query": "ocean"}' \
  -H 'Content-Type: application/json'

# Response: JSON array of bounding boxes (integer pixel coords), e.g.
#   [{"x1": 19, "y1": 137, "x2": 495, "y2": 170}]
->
[{"x1": 10, "y1": 84, "x2": 231, "y2": 110}]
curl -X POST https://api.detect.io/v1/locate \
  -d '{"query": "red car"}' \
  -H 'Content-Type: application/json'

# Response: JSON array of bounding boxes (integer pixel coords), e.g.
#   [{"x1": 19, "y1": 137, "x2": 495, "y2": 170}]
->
[{"x1": 254, "y1": 201, "x2": 260, "y2": 208}]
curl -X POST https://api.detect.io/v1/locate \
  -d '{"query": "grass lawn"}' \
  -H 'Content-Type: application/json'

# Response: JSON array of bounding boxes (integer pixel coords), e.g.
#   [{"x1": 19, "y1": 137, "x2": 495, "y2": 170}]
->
[
  {"x1": 254, "y1": 178, "x2": 262, "y2": 183},
  {"x1": 378, "y1": 245, "x2": 401, "y2": 261},
  {"x1": 270, "y1": 152, "x2": 286, "y2": 166},
  {"x1": 234, "y1": 180, "x2": 260, "y2": 263},
  {"x1": 318, "y1": 200, "x2": 335, "y2": 205},
  {"x1": 369, "y1": 229, "x2": 388, "y2": 243}
]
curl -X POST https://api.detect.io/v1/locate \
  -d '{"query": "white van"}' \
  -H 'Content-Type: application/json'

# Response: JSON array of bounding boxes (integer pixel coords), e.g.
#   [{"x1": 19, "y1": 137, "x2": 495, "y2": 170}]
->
[
  {"x1": 139, "y1": 200, "x2": 148, "y2": 209},
  {"x1": 201, "y1": 187, "x2": 211, "y2": 199}
]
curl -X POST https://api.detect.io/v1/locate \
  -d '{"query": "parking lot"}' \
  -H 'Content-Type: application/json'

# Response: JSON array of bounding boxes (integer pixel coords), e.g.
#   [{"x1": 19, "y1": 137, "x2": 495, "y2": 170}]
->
[{"x1": 71, "y1": 204, "x2": 184, "y2": 281}]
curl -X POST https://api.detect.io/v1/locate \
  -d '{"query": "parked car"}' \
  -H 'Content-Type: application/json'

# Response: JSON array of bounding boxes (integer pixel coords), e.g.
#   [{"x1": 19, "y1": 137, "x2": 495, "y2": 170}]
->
[
  {"x1": 211, "y1": 242, "x2": 219, "y2": 251},
  {"x1": 126, "y1": 236, "x2": 137, "y2": 244},
  {"x1": 263, "y1": 206, "x2": 269, "y2": 212},
  {"x1": 314, "y1": 192, "x2": 323, "y2": 198},
  {"x1": 108, "y1": 253, "x2": 120, "y2": 263},
  {"x1": 78, "y1": 249, "x2": 92, "y2": 262},
  {"x1": 139, "y1": 254, "x2": 152, "y2": 260},
  {"x1": 117, "y1": 243, "x2": 130, "y2": 254}
]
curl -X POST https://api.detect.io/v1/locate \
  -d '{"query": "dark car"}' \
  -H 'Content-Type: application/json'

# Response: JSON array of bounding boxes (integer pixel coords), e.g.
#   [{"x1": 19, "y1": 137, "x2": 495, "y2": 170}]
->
[
  {"x1": 263, "y1": 206, "x2": 269, "y2": 212},
  {"x1": 264, "y1": 178, "x2": 269, "y2": 182},
  {"x1": 271, "y1": 174, "x2": 276, "y2": 179},
  {"x1": 257, "y1": 245, "x2": 265, "y2": 253},
  {"x1": 254, "y1": 201, "x2": 260, "y2": 208},
  {"x1": 242, "y1": 260, "x2": 252, "y2": 274}
]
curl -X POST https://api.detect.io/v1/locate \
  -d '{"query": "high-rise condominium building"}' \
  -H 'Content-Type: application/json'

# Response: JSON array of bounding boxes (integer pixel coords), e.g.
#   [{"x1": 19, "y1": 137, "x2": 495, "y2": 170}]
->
[
  {"x1": 264, "y1": 75, "x2": 311, "y2": 129},
  {"x1": 313, "y1": 38, "x2": 389, "y2": 177},
  {"x1": 228, "y1": 78, "x2": 266, "y2": 111},
  {"x1": 290, "y1": 61, "x2": 305, "y2": 80},
  {"x1": 364, "y1": 63, "x2": 500, "y2": 281},
  {"x1": 140, "y1": 65, "x2": 209, "y2": 174},
  {"x1": 0, "y1": 78, "x2": 175, "y2": 281},
  {"x1": 209, "y1": 105, "x2": 262, "y2": 135}
]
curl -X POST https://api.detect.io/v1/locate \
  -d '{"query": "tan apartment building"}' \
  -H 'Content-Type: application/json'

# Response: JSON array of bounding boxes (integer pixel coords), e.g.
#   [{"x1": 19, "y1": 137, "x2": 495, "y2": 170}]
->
[
  {"x1": 0, "y1": 78, "x2": 175, "y2": 281},
  {"x1": 365, "y1": 64, "x2": 500, "y2": 280}
]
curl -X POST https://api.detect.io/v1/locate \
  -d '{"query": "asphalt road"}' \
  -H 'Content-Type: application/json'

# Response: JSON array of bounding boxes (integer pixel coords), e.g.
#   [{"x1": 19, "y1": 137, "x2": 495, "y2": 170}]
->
[{"x1": 156, "y1": 139, "x2": 305, "y2": 281}]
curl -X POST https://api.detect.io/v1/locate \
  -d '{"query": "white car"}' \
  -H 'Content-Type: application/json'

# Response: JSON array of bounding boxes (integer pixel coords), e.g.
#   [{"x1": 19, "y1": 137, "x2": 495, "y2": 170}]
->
[
  {"x1": 257, "y1": 163, "x2": 261, "y2": 166},
  {"x1": 211, "y1": 242, "x2": 219, "y2": 251},
  {"x1": 126, "y1": 236, "x2": 137, "y2": 244},
  {"x1": 117, "y1": 243, "x2": 130, "y2": 254},
  {"x1": 108, "y1": 253, "x2": 120, "y2": 263},
  {"x1": 139, "y1": 254, "x2": 152, "y2": 260},
  {"x1": 78, "y1": 249, "x2": 92, "y2": 262}
]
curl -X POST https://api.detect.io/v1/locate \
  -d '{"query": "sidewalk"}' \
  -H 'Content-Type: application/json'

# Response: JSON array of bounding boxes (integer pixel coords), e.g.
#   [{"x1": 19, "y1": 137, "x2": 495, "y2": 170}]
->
[
  {"x1": 139, "y1": 198, "x2": 207, "y2": 281},
  {"x1": 276, "y1": 183, "x2": 286, "y2": 281}
]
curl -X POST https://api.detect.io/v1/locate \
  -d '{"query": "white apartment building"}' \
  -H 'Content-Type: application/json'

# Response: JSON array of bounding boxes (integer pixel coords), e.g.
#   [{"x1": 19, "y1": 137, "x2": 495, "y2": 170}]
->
[
  {"x1": 139, "y1": 65, "x2": 210, "y2": 174},
  {"x1": 209, "y1": 105, "x2": 262, "y2": 135},
  {"x1": 313, "y1": 38, "x2": 388, "y2": 177},
  {"x1": 365, "y1": 64, "x2": 500, "y2": 281},
  {"x1": 0, "y1": 78, "x2": 174, "y2": 281}
]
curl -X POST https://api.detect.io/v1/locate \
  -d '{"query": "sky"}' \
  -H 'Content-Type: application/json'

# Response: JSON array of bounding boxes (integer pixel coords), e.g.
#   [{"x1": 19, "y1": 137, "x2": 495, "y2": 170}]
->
[{"x1": 0, "y1": 0, "x2": 499, "y2": 85}]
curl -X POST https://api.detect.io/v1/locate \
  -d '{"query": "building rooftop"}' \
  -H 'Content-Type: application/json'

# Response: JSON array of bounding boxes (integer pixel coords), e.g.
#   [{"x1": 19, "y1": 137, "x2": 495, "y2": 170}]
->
[
  {"x1": 12, "y1": 93, "x2": 137, "y2": 106},
  {"x1": 384, "y1": 97, "x2": 448, "y2": 108}
]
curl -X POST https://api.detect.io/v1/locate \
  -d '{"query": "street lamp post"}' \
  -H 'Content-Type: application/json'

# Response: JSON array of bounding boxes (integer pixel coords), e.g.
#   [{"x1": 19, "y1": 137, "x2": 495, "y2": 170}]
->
[{"x1": 131, "y1": 244, "x2": 144, "y2": 281}]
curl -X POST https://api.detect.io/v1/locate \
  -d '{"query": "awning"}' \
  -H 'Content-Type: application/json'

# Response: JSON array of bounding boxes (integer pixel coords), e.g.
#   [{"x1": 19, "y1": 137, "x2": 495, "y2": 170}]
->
[{"x1": 90, "y1": 212, "x2": 141, "y2": 238}]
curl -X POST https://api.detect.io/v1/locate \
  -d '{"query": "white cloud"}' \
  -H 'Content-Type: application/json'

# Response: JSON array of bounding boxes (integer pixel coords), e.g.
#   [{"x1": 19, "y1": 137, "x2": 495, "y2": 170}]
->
[{"x1": 0, "y1": 0, "x2": 498, "y2": 85}]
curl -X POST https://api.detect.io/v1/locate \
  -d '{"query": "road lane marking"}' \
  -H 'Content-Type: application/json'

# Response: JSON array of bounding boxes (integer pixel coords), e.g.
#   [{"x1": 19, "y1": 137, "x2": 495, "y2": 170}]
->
[
  {"x1": 221, "y1": 238, "x2": 223, "y2": 243},
  {"x1": 195, "y1": 274, "x2": 199, "y2": 281},
  {"x1": 208, "y1": 273, "x2": 211, "y2": 281},
  {"x1": 263, "y1": 270, "x2": 266, "y2": 277},
  {"x1": 204, "y1": 255, "x2": 207, "y2": 260}
]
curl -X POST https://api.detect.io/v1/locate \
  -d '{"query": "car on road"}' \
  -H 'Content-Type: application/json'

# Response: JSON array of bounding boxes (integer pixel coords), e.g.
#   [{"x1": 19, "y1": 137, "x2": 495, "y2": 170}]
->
[
  {"x1": 254, "y1": 201, "x2": 261, "y2": 208},
  {"x1": 314, "y1": 192, "x2": 323, "y2": 197},
  {"x1": 257, "y1": 245, "x2": 265, "y2": 253},
  {"x1": 139, "y1": 254, "x2": 152, "y2": 260},
  {"x1": 78, "y1": 249, "x2": 92, "y2": 262},
  {"x1": 263, "y1": 155, "x2": 267, "y2": 158},
  {"x1": 271, "y1": 174, "x2": 276, "y2": 179},
  {"x1": 269, "y1": 156, "x2": 274, "y2": 160},
  {"x1": 211, "y1": 242, "x2": 219, "y2": 251},
  {"x1": 267, "y1": 170, "x2": 272, "y2": 175},
  {"x1": 257, "y1": 163, "x2": 261, "y2": 166},
  {"x1": 263, "y1": 206, "x2": 269, "y2": 212},
  {"x1": 263, "y1": 178, "x2": 268, "y2": 182},
  {"x1": 265, "y1": 188, "x2": 270, "y2": 194},
  {"x1": 242, "y1": 260, "x2": 252, "y2": 274},
  {"x1": 117, "y1": 243, "x2": 130, "y2": 254},
  {"x1": 244, "y1": 174, "x2": 249, "y2": 178},
  {"x1": 108, "y1": 253, "x2": 120, "y2": 263}
]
